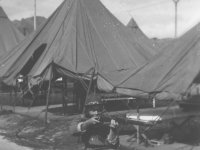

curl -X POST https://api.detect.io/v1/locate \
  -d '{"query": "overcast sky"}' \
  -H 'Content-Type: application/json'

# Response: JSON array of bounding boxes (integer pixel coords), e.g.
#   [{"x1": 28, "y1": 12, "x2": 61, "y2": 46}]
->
[{"x1": 1, "y1": 0, "x2": 200, "y2": 39}]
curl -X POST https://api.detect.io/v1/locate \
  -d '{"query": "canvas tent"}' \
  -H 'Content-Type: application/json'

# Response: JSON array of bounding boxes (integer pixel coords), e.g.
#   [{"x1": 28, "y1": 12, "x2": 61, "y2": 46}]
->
[
  {"x1": 127, "y1": 18, "x2": 151, "y2": 41},
  {"x1": 127, "y1": 18, "x2": 173, "y2": 50},
  {"x1": 126, "y1": 18, "x2": 160, "y2": 55},
  {"x1": 0, "y1": 0, "x2": 159, "y2": 86},
  {"x1": 98, "y1": 21, "x2": 200, "y2": 100},
  {"x1": 0, "y1": 7, "x2": 24, "y2": 57}
]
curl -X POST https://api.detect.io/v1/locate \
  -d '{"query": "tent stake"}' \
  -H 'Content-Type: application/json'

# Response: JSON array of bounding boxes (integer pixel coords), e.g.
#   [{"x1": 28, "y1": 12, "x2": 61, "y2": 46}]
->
[{"x1": 45, "y1": 65, "x2": 53, "y2": 125}]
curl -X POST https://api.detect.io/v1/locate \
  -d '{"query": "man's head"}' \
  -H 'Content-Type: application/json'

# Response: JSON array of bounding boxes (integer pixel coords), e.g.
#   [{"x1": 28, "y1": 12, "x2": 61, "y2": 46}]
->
[{"x1": 84, "y1": 93, "x2": 104, "y2": 118}]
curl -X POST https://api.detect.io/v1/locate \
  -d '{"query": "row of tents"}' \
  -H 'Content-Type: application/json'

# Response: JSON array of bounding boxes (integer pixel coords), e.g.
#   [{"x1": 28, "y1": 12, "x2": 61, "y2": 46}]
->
[{"x1": 0, "y1": 0, "x2": 199, "y2": 102}]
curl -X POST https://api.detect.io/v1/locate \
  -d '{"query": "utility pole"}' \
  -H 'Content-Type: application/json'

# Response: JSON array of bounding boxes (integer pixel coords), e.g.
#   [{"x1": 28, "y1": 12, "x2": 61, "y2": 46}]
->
[
  {"x1": 173, "y1": 0, "x2": 179, "y2": 38},
  {"x1": 34, "y1": 0, "x2": 37, "y2": 30}
]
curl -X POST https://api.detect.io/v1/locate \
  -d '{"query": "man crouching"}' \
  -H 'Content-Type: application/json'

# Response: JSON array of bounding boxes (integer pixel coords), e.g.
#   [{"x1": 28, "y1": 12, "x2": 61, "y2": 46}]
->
[{"x1": 70, "y1": 93, "x2": 119, "y2": 150}]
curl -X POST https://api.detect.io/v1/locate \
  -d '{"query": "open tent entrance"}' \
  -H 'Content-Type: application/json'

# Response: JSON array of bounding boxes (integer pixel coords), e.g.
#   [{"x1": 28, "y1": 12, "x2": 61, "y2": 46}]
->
[
  {"x1": 20, "y1": 44, "x2": 47, "y2": 76},
  {"x1": 17, "y1": 65, "x2": 97, "y2": 124}
]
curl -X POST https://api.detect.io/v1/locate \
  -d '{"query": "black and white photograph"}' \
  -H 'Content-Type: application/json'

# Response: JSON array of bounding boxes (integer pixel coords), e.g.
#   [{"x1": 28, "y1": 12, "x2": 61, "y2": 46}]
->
[{"x1": 0, "y1": 0, "x2": 199, "y2": 149}]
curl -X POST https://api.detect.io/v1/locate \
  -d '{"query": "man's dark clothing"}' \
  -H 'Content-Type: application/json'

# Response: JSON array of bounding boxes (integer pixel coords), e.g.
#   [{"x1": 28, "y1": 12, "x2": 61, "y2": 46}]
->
[{"x1": 69, "y1": 114, "x2": 119, "y2": 150}]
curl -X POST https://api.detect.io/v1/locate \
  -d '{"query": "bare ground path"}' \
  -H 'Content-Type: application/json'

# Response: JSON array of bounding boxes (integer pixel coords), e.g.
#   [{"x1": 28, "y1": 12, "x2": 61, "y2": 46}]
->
[
  {"x1": 0, "y1": 107, "x2": 84, "y2": 150},
  {"x1": 0, "y1": 135, "x2": 32, "y2": 150}
]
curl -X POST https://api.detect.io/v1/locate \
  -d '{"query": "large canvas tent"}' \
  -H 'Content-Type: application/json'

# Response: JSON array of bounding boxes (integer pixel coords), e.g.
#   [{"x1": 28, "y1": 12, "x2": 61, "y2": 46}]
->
[
  {"x1": 0, "y1": 0, "x2": 159, "y2": 86},
  {"x1": 0, "y1": 7, "x2": 24, "y2": 57},
  {"x1": 98, "y1": 21, "x2": 200, "y2": 100},
  {"x1": 127, "y1": 18, "x2": 172, "y2": 50},
  {"x1": 127, "y1": 18, "x2": 160, "y2": 56},
  {"x1": 127, "y1": 18, "x2": 151, "y2": 42}
]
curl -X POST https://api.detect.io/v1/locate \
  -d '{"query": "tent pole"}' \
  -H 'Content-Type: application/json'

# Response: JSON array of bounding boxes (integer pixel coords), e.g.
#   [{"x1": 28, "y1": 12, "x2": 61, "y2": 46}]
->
[
  {"x1": 0, "y1": 78, "x2": 2, "y2": 110},
  {"x1": 136, "y1": 104, "x2": 140, "y2": 144},
  {"x1": 14, "y1": 88, "x2": 17, "y2": 112},
  {"x1": 65, "y1": 78, "x2": 68, "y2": 113},
  {"x1": 22, "y1": 89, "x2": 24, "y2": 105},
  {"x1": 34, "y1": 0, "x2": 37, "y2": 30},
  {"x1": 83, "y1": 68, "x2": 95, "y2": 113},
  {"x1": 10, "y1": 90, "x2": 12, "y2": 106},
  {"x1": 62, "y1": 78, "x2": 65, "y2": 115},
  {"x1": 153, "y1": 98, "x2": 156, "y2": 108},
  {"x1": 52, "y1": 79, "x2": 55, "y2": 104},
  {"x1": 45, "y1": 64, "x2": 53, "y2": 125},
  {"x1": 62, "y1": 77, "x2": 67, "y2": 115}
]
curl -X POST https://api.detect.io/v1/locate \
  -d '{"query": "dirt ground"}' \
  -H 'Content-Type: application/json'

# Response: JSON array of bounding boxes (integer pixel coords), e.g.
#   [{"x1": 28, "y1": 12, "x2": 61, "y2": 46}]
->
[
  {"x1": 0, "y1": 92, "x2": 200, "y2": 150},
  {"x1": 0, "y1": 110, "x2": 84, "y2": 150},
  {"x1": 0, "y1": 109, "x2": 200, "y2": 150}
]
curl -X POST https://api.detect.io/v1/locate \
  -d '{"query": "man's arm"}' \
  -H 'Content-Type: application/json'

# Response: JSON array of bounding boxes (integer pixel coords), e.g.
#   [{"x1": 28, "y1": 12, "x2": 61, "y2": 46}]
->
[
  {"x1": 69, "y1": 115, "x2": 86, "y2": 136},
  {"x1": 105, "y1": 119, "x2": 119, "y2": 148},
  {"x1": 69, "y1": 115, "x2": 100, "y2": 136}
]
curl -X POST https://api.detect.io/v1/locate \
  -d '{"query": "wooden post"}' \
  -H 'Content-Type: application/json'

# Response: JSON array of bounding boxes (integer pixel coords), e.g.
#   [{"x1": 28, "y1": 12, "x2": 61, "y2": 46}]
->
[
  {"x1": 45, "y1": 65, "x2": 53, "y2": 125},
  {"x1": 136, "y1": 104, "x2": 140, "y2": 144},
  {"x1": 65, "y1": 78, "x2": 68, "y2": 113},
  {"x1": 153, "y1": 98, "x2": 156, "y2": 108},
  {"x1": 62, "y1": 78, "x2": 65, "y2": 115},
  {"x1": 22, "y1": 90, "x2": 24, "y2": 105},
  {"x1": 52, "y1": 80, "x2": 55, "y2": 104},
  {"x1": 83, "y1": 68, "x2": 95, "y2": 113},
  {"x1": 34, "y1": 0, "x2": 37, "y2": 30},
  {"x1": 0, "y1": 78, "x2": 2, "y2": 110},
  {"x1": 94, "y1": 85, "x2": 96, "y2": 95},
  {"x1": 14, "y1": 89, "x2": 17, "y2": 112},
  {"x1": 62, "y1": 78, "x2": 67, "y2": 115},
  {"x1": 10, "y1": 91, "x2": 12, "y2": 106}
]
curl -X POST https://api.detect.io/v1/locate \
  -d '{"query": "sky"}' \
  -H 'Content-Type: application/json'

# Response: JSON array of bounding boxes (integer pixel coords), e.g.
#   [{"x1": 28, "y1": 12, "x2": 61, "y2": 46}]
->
[{"x1": 1, "y1": 0, "x2": 200, "y2": 39}]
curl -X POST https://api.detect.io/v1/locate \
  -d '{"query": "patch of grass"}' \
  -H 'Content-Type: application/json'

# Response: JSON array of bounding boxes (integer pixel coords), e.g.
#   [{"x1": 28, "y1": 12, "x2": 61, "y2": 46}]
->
[{"x1": 0, "y1": 112, "x2": 83, "y2": 150}]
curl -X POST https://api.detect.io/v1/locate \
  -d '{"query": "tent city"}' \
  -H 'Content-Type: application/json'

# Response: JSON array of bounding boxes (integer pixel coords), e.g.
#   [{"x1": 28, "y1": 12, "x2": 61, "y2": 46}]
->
[{"x1": 0, "y1": 0, "x2": 199, "y2": 149}]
